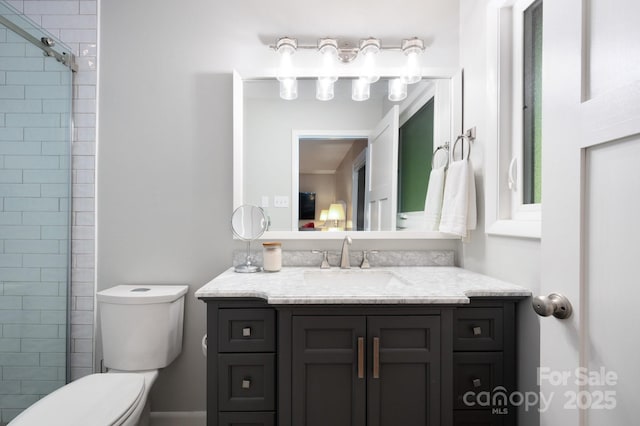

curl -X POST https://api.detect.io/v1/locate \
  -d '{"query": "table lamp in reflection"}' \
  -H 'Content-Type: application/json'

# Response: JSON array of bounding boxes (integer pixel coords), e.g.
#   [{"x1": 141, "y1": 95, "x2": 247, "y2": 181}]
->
[{"x1": 327, "y1": 203, "x2": 346, "y2": 231}]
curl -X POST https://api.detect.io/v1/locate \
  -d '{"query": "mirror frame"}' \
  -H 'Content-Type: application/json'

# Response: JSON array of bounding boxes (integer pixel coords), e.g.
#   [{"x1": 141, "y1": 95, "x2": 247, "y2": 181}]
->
[{"x1": 233, "y1": 69, "x2": 464, "y2": 240}]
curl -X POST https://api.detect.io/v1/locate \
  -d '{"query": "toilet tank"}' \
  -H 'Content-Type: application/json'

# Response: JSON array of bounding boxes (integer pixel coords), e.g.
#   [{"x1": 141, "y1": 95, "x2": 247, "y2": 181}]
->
[{"x1": 97, "y1": 285, "x2": 189, "y2": 371}]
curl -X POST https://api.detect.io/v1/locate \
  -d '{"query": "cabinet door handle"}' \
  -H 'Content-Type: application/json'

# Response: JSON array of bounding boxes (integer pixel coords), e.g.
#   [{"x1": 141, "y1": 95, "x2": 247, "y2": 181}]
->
[
  {"x1": 242, "y1": 327, "x2": 252, "y2": 337},
  {"x1": 472, "y1": 378, "x2": 482, "y2": 388},
  {"x1": 373, "y1": 337, "x2": 380, "y2": 379},
  {"x1": 242, "y1": 378, "x2": 251, "y2": 389},
  {"x1": 357, "y1": 337, "x2": 364, "y2": 379},
  {"x1": 472, "y1": 326, "x2": 482, "y2": 336}
]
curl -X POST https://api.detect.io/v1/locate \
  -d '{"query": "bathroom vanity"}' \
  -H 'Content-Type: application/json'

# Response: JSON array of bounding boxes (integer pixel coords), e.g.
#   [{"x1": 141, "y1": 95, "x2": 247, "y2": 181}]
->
[{"x1": 196, "y1": 266, "x2": 531, "y2": 426}]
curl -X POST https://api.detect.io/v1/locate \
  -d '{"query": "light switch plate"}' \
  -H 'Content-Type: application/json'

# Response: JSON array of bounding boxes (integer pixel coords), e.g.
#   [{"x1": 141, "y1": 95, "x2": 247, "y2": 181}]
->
[{"x1": 274, "y1": 196, "x2": 289, "y2": 208}]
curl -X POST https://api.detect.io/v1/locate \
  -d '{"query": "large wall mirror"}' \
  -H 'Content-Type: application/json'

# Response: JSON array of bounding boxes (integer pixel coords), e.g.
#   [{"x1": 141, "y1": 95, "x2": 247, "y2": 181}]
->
[{"x1": 233, "y1": 70, "x2": 462, "y2": 239}]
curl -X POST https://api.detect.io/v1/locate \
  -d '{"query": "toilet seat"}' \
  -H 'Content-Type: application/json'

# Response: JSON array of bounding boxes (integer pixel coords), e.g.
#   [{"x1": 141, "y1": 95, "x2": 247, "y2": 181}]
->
[{"x1": 9, "y1": 373, "x2": 145, "y2": 426}]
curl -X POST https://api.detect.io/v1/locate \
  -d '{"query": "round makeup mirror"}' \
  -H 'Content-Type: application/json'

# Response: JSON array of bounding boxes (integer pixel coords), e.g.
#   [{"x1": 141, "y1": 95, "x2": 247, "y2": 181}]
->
[{"x1": 231, "y1": 204, "x2": 268, "y2": 272}]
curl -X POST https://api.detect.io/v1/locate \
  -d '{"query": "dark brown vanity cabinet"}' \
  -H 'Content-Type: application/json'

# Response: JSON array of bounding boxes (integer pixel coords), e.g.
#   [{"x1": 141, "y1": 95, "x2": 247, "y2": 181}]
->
[
  {"x1": 205, "y1": 299, "x2": 517, "y2": 426},
  {"x1": 207, "y1": 301, "x2": 277, "y2": 426},
  {"x1": 290, "y1": 315, "x2": 441, "y2": 426},
  {"x1": 452, "y1": 303, "x2": 516, "y2": 426}
]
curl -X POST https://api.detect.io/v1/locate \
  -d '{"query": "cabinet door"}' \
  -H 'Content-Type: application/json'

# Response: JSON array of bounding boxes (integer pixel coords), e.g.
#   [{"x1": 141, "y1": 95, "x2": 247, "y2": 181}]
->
[
  {"x1": 367, "y1": 316, "x2": 441, "y2": 426},
  {"x1": 292, "y1": 316, "x2": 366, "y2": 426}
]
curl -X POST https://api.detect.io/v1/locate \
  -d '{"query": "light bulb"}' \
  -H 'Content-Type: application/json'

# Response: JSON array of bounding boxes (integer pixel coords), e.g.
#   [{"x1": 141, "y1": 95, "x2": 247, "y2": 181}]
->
[
  {"x1": 279, "y1": 77, "x2": 298, "y2": 100},
  {"x1": 401, "y1": 38, "x2": 424, "y2": 85},
  {"x1": 402, "y1": 50, "x2": 421, "y2": 84},
  {"x1": 276, "y1": 37, "x2": 297, "y2": 82},
  {"x1": 316, "y1": 77, "x2": 334, "y2": 101},
  {"x1": 359, "y1": 38, "x2": 380, "y2": 83},
  {"x1": 318, "y1": 39, "x2": 339, "y2": 83},
  {"x1": 388, "y1": 78, "x2": 407, "y2": 102},
  {"x1": 277, "y1": 49, "x2": 294, "y2": 81},
  {"x1": 352, "y1": 78, "x2": 370, "y2": 101}
]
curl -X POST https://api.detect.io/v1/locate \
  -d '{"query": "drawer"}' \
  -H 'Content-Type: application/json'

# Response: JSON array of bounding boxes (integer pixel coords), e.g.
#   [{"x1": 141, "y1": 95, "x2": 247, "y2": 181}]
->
[
  {"x1": 219, "y1": 308, "x2": 276, "y2": 353},
  {"x1": 453, "y1": 352, "x2": 504, "y2": 410},
  {"x1": 218, "y1": 353, "x2": 276, "y2": 412},
  {"x1": 453, "y1": 410, "x2": 506, "y2": 425},
  {"x1": 454, "y1": 308, "x2": 504, "y2": 351},
  {"x1": 219, "y1": 411, "x2": 275, "y2": 426}
]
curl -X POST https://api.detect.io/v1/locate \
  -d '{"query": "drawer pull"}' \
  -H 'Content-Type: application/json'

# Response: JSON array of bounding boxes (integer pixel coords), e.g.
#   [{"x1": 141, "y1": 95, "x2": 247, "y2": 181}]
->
[
  {"x1": 241, "y1": 378, "x2": 251, "y2": 389},
  {"x1": 472, "y1": 326, "x2": 482, "y2": 336},
  {"x1": 357, "y1": 337, "x2": 364, "y2": 379},
  {"x1": 242, "y1": 327, "x2": 252, "y2": 337},
  {"x1": 472, "y1": 378, "x2": 482, "y2": 388},
  {"x1": 373, "y1": 337, "x2": 380, "y2": 379}
]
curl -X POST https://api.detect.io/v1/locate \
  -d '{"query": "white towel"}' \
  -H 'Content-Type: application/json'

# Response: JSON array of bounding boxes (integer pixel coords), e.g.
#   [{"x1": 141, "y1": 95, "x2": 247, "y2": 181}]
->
[
  {"x1": 424, "y1": 166, "x2": 446, "y2": 230},
  {"x1": 438, "y1": 159, "x2": 477, "y2": 237}
]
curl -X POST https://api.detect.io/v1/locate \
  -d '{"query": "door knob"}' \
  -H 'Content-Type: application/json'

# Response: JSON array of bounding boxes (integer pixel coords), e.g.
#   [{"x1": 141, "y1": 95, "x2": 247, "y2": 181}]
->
[{"x1": 532, "y1": 293, "x2": 573, "y2": 319}]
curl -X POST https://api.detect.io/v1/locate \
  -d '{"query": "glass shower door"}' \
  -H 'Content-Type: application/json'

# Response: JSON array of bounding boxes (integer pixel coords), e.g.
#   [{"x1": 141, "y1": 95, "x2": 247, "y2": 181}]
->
[{"x1": 0, "y1": 2, "x2": 73, "y2": 423}]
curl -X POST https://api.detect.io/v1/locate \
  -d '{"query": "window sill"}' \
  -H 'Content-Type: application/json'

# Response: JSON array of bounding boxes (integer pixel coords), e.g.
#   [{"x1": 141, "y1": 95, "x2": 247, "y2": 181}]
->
[{"x1": 486, "y1": 219, "x2": 541, "y2": 239}]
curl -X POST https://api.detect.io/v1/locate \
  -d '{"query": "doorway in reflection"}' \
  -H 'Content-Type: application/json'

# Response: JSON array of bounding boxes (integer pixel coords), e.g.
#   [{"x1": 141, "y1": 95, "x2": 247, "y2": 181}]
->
[{"x1": 298, "y1": 138, "x2": 367, "y2": 231}]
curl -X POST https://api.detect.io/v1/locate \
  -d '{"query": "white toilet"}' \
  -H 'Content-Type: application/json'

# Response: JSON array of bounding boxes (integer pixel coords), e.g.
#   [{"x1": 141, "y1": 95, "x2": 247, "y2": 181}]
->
[{"x1": 9, "y1": 284, "x2": 189, "y2": 426}]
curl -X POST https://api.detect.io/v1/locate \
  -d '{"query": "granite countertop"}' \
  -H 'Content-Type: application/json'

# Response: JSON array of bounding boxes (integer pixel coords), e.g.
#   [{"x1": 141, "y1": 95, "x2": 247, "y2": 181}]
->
[{"x1": 195, "y1": 266, "x2": 532, "y2": 304}]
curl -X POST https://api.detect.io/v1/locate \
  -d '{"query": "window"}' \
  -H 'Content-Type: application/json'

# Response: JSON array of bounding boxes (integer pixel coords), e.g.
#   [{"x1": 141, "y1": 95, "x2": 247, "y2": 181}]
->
[
  {"x1": 485, "y1": 0, "x2": 543, "y2": 239},
  {"x1": 523, "y1": 0, "x2": 542, "y2": 205}
]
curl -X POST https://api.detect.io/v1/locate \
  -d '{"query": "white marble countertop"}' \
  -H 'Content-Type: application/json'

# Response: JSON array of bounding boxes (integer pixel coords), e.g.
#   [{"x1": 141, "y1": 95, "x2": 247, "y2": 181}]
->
[{"x1": 195, "y1": 266, "x2": 532, "y2": 304}]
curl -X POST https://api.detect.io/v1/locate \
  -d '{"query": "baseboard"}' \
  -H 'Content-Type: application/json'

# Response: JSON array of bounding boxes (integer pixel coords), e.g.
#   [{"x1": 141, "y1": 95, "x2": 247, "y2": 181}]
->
[{"x1": 150, "y1": 411, "x2": 206, "y2": 426}]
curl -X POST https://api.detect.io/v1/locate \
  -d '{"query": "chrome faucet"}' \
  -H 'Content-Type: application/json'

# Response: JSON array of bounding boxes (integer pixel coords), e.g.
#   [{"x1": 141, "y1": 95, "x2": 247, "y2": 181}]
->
[{"x1": 340, "y1": 236, "x2": 352, "y2": 269}]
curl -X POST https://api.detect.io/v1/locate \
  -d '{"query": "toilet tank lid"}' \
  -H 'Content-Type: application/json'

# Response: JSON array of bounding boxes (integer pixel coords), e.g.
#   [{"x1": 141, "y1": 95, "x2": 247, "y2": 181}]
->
[{"x1": 97, "y1": 285, "x2": 189, "y2": 304}]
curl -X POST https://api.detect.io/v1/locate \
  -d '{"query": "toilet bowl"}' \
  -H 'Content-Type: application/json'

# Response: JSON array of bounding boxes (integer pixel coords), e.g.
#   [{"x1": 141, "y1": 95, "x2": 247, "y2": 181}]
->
[
  {"x1": 9, "y1": 285, "x2": 188, "y2": 426},
  {"x1": 8, "y1": 371, "x2": 155, "y2": 426}
]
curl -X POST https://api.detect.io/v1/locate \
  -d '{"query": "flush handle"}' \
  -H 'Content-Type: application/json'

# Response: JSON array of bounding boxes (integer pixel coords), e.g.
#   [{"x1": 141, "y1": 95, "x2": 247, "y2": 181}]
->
[
  {"x1": 242, "y1": 327, "x2": 252, "y2": 337},
  {"x1": 532, "y1": 293, "x2": 573, "y2": 319}
]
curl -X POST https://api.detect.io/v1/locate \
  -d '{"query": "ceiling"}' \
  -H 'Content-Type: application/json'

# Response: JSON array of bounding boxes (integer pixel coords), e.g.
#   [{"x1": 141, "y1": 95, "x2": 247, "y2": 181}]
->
[{"x1": 299, "y1": 139, "x2": 365, "y2": 174}]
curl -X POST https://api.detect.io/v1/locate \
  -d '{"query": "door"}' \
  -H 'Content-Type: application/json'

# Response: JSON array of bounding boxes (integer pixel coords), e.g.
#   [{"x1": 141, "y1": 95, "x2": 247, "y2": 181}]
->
[
  {"x1": 366, "y1": 106, "x2": 399, "y2": 231},
  {"x1": 352, "y1": 149, "x2": 367, "y2": 231},
  {"x1": 541, "y1": 0, "x2": 640, "y2": 425},
  {"x1": 367, "y1": 316, "x2": 441, "y2": 426},
  {"x1": 292, "y1": 316, "x2": 366, "y2": 426}
]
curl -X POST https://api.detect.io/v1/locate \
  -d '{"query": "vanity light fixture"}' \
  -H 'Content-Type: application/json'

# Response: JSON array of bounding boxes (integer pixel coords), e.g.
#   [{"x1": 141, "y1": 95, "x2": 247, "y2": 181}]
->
[
  {"x1": 316, "y1": 38, "x2": 339, "y2": 101},
  {"x1": 401, "y1": 37, "x2": 425, "y2": 84},
  {"x1": 271, "y1": 36, "x2": 425, "y2": 102},
  {"x1": 276, "y1": 37, "x2": 298, "y2": 100},
  {"x1": 359, "y1": 38, "x2": 381, "y2": 84}
]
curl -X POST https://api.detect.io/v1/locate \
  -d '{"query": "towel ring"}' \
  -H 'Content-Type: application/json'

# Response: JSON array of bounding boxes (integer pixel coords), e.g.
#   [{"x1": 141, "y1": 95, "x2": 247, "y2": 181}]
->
[
  {"x1": 452, "y1": 134, "x2": 472, "y2": 161},
  {"x1": 431, "y1": 144, "x2": 450, "y2": 169}
]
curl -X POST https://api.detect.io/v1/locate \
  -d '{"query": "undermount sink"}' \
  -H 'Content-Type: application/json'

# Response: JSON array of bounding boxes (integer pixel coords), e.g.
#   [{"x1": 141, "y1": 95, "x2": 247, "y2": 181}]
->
[{"x1": 303, "y1": 270, "x2": 408, "y2": 287}]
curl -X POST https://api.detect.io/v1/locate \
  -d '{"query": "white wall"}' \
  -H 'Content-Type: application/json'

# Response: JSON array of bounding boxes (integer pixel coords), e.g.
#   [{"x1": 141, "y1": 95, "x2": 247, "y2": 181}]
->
[
  {"x1": 459, "y1": 1, "x2": 540, "y2": 424},
  {"x1": 98, "y1": 0, "x2": 459, "y2": 413},
  {"x1": 244, "y1": 97, "x2": 379, "y2": 230},
  {"x1": 335, "y1": 140, "x2": 367, "y2": 225}
]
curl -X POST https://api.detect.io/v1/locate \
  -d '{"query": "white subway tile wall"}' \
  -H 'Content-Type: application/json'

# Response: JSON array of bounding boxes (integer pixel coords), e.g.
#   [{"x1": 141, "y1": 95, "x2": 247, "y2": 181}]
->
[
  {"x1": 8, "y1": 0, "x2": 98, "y2": 385},
  {"x1": 0, "y1": 30, "x2": 71, "y2": 424}
]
